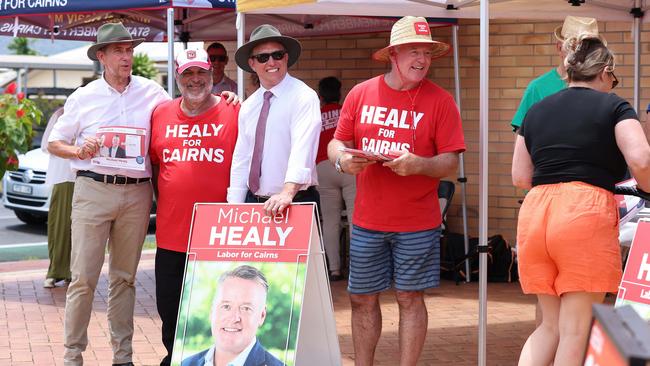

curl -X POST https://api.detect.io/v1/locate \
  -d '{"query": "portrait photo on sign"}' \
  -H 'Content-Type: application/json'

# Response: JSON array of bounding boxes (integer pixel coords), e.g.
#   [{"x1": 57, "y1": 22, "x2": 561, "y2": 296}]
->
[
  {"x1": 97, "y1": 132, "x2": 128, "y2": 158},
  {"x1": 171, "y1": 261, "x2": 306, "y2": 366}
]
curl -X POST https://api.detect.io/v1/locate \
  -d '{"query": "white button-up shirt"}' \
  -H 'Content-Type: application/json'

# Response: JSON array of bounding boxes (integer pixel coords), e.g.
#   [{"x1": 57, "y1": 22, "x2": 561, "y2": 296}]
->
[
  {"x1": 227, "y1": 73, "x2": 321, "y2": 202},
  {"x1": 41, "y1": 108, "x2": 75, "y2": 185},
  {"x1": 48, "y1": 75, "x2": 170, "y2": 178},
  {"x1": 202, "y1": 338, "x2": 257, "y2": 366}
]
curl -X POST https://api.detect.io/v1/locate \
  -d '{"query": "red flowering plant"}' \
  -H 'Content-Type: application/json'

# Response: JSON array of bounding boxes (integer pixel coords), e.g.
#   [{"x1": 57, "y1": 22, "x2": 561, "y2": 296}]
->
[{"x1": 0, "y1": 82, "x2": 43, "y2": 178}]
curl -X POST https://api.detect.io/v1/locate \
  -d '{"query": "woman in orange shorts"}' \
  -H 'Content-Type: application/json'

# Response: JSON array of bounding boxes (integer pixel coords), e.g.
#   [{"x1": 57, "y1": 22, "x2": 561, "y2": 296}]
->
[{"x1": 512, "y1": 35, "x2": 650, "y2": 366}]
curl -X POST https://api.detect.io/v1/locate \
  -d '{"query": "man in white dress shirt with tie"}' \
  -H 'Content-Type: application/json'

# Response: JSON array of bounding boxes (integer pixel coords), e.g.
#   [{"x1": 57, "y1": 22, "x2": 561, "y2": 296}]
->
[
  {"x1": 48, "y1": 22, "x2": 170, "y2": 366},
  {"x1": 227, "y1": 24, "x2": 321, "y2": 215}
]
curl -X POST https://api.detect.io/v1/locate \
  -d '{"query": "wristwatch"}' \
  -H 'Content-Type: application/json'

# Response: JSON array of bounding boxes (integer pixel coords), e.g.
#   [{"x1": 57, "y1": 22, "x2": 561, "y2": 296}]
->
[{"x1": 335, "y1": 155, "x2": 344, "y2": 173}]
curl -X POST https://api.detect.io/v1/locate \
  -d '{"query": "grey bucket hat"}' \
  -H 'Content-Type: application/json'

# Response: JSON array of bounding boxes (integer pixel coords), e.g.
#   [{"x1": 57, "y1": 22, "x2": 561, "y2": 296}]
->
[
  {"x1": 234, "y1": 24, "x2": 301, "y2": 73},
  {"x1": 87, "y1": 22, "x2": 145, "y2": 61}
]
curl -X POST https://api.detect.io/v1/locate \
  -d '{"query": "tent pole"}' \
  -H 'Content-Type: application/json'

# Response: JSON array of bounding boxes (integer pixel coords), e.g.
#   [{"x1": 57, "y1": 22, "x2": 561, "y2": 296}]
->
[
  {"x1": 167, "y1": 8, "x2": 175, "y2": 97},
  {"x1": 634, "y1": 0, "x2": 641, "y2": 113},
  {"x1": 17, "y1": 68, "x2": 23, "y2": 93},
  {"x1": 24, "y1": 67, "x2": 29, "y2": 95},
  {"x1": 451, "y1": 24, "x2": 471, "y2": 283},
  {"x1": 479, "y1": 0, "x2": 489, "y2": 365},
  {"x1": 237, "y1": 12, "x2": 245, "y2": 99}
]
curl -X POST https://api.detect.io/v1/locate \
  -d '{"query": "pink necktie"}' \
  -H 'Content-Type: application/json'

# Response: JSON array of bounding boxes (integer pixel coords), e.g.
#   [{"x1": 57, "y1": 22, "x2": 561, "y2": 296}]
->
[{"x1": 248, "y1": 91, "x2": 273, "y2": 194}]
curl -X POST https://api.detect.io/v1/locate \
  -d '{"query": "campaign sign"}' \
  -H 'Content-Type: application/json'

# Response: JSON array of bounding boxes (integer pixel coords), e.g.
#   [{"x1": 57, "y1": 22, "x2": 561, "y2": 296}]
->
[
  {"x1": 615, "y1": 179, "x2": 645, "y2": 226},
  {"x1": 91, "y1": 126, "x2": 146, "y2": 171},
  {"x1": 583, "y1": 304, "x2": 650, "y2": 366},
  {"x1": 616, "y1": 220, "x2": 650, "y2": 320},
  {"x1": 171, "y1": 203, "x2": 341, "y2": 366},
  {"x1": 584, "y1": 320, "x2": 627, "y2": 366}
]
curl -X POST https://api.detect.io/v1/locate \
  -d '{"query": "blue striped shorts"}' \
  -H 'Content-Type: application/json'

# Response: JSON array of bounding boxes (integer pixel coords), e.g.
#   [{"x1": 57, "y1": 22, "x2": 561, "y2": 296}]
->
[{"x1": 347, "y1": 225, "x2": 441, "y2": 294}]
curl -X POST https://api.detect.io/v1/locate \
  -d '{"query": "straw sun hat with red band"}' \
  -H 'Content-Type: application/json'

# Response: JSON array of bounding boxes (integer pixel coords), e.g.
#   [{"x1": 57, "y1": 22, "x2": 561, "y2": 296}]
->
[{"x1": 372, "y1": 16, "x2": 450, "y2": 62}]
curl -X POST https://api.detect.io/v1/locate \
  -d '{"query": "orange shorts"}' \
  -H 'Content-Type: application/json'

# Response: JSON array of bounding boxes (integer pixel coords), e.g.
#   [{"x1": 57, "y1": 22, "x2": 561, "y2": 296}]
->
[{"x1": 516, "y1": 181, "x2": 621, "y2": 296}]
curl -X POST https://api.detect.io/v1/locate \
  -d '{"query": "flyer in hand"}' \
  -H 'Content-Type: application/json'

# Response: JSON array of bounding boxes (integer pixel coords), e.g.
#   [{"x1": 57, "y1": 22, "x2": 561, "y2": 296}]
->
[
  {"x1": 338, "y1": 147, "x2": 395, "y2": 162},
  {"x1": 91, "y1": 126, "x2": 146, "y2": 171}
]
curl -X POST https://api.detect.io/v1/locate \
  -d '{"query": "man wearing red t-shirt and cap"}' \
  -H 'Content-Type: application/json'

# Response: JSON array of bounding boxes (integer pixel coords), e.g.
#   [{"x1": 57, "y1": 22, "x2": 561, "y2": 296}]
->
[
  {"x1": 149, "y1": 48, "x2": 239, "y2": 366},
  {"x1": 328, "y1": 16, "x2": 466, "y2": 365}
]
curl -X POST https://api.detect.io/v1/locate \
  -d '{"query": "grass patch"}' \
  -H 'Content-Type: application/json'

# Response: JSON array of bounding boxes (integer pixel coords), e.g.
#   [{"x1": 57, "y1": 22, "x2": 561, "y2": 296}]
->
[
  {"x1": 0, "y1": 244, "x2": 48, "y2": 262},
  {"x1": 0, "y1": 234, "x2": 157, "y2": 263},
  {"x1": 143, "y1": 235, "x2": 157, "y2": 250}
]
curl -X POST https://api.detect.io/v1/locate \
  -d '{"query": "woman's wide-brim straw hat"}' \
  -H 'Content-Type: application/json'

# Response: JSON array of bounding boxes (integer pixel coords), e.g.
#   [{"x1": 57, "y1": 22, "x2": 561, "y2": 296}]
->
[
  {"x1": 372, "y1": 16, "x2": 451, "y2": 62},
  {"x1": 554, "y1": 15, "x2": 606, "y2": 45},
  {"x1": 87, "y1": 22, "x2": 145, "y2": 61}
]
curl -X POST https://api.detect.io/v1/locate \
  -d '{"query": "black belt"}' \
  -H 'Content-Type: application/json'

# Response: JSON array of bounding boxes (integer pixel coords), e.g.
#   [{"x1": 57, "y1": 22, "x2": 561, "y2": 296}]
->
[
  {"x1": 77, "y1": 170, "x2": 150, "y2": 185},
  {"x1": 250, "y1": 186, "x2": 317, "y2": 203}
]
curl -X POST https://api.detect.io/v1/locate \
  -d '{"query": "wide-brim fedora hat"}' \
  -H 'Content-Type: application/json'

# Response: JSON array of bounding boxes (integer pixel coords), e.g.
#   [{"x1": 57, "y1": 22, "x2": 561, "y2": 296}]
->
[
  {"x1": 554, "y1": 15, "x2": 606, "y2": 45},
  {"x1": 235, "y1": 24, "x2": 301, "y2": 73},
  {"x1": 87, "y1": 22, "x2": 145, "y2": 61},
  {"x1": 373, "y1": 16, "x2": 450, "y2": 62}
]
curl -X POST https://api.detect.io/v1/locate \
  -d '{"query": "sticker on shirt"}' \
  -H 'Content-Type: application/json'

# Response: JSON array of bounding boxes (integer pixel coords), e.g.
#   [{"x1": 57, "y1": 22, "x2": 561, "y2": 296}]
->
[{"x1": 91, "y1": 126, "x2": 146, "y2": 171}]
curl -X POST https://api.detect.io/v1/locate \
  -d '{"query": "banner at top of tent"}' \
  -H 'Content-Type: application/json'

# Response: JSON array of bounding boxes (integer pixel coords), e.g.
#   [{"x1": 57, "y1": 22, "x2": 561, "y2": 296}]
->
[
  {"x1": 237, "y1": 0, "x2": 310, "y2": 13},
  {"x1": 0, "y1": 0, "x2": 235, "y2": 18}
]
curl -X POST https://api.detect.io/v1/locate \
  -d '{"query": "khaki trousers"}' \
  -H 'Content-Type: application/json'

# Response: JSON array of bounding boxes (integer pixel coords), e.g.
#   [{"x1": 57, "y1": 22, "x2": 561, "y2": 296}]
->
[{"x1": 63, "y1": 176, "x2": 152, "y2": 365}]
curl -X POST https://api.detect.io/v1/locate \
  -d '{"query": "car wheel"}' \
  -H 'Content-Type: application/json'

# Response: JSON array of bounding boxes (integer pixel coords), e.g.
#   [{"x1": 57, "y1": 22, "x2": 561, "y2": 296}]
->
[{"x1": 14, "y1": 210, "x2": 47, "y2": 226}]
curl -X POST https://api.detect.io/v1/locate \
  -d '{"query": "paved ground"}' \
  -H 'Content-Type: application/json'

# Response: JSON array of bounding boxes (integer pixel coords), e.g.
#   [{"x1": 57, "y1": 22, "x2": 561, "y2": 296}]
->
[{"x1": 0, "y1": 251, "x2": 537, "y2": 366}]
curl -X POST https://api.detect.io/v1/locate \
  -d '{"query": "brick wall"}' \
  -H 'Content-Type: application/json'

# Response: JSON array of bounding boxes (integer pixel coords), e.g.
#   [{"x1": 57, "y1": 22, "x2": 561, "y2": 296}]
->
[{"x1": 215, "y1": 19, "x2": 645, "y2": 245}]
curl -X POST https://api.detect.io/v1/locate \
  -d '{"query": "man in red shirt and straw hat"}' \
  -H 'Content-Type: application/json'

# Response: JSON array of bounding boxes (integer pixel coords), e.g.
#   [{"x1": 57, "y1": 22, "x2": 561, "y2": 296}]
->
[{"x1": 328, "y1": 16, "x2": 466, "y2": 365}]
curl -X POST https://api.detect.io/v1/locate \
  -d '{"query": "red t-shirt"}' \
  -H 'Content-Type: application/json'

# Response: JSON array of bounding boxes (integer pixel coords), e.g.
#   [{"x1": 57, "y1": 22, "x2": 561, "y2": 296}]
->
[
  {"x1": 316, "y1": 103, "x2": 342, "y2": 164},
  {"x1": 149, "y1": 98, "x2": 239, "y2": 252},
  {"x1": 334, "y1": 75, "x2": 465, "y2": 232}
]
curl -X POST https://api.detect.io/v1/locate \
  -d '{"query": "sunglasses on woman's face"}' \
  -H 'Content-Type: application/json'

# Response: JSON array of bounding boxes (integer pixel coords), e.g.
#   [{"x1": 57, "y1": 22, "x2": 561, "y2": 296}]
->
[
  {"x1": 609, "y1": 72, "x2": 619, "y2": 89},
  {"x1": 250, "y1": 50, "x2": 286, "y2": 63}
]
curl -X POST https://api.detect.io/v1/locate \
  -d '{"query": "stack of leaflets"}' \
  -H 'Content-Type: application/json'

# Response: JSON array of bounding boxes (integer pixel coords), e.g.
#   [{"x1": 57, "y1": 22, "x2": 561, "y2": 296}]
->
[{"x1": 338, "y1": 147, "x2": 396, "y2": 162}]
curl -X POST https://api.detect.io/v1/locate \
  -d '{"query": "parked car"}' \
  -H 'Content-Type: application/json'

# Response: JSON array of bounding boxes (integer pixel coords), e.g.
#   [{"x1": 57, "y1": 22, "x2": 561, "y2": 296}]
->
[
  {"x1": 2, "y1": 147, "x2": 156, "y2": 226},
  {"x1": 2, "y1": 148, "x2": 51, "y2": 225}
]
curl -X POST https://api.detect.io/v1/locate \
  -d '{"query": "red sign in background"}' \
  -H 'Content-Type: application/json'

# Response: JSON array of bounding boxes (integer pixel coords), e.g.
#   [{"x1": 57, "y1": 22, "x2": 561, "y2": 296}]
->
[
  {"x1": 583, "y1": 321, "x2": 627, "y2": 366},
  {"x1": 187, "y1": 203, "x2": 314, "y2": 263},
  {"x1": 617, "y1": 221, "x2": 650, "y2": 305}
]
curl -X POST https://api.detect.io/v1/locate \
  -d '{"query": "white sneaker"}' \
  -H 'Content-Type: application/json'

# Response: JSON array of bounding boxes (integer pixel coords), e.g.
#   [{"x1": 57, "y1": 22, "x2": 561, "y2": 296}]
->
[{"x1": 43, "y1": 278, "x2": 55, "y2": 288}]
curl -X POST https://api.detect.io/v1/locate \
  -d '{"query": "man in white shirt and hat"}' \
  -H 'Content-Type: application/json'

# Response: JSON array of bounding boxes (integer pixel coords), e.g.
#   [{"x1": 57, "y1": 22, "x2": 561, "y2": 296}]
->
[
  {"x1": 227, "y1": 24, "x2": 321, "y2": 215},
  {"x1": 48, "y1": 22, "x2": 171, "y2": 366}
]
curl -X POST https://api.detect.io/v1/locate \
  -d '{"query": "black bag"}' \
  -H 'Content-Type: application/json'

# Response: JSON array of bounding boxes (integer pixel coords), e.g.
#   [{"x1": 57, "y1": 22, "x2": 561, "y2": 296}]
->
[
  {"x1": 440, "y1": 233, "x2": 518, "y2": 284},
  {"x1": 486, "y1": 235, "x2": 519, "y2": 283}
]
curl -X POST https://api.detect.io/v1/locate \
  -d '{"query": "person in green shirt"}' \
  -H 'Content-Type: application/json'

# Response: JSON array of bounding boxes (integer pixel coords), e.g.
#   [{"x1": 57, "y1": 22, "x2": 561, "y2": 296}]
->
[{"x1": 511, "y1": 15, "x2": 604, "y2": 132}]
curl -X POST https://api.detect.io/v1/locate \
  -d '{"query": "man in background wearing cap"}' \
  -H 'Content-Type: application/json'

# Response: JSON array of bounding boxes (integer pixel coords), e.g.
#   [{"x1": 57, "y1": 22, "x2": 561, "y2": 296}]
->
[
  {"x1": 47, "y1": 22, "x2": 170, "y2": 366},
  {"x1": 511, "y1": 15, "x2": 602, "y2": 132},
  {"x1": 206, "y1": 42, "x2": 238, "y2": 94},
  {"x1": 328, "y1": 16, "x2": 465, "y2": 365},
  {"x1": 227, "y1": 24, "x2": 321, "y2": 215},
  {"x1": 149, "y1": 48, "x2": 239, "y2": 366}
]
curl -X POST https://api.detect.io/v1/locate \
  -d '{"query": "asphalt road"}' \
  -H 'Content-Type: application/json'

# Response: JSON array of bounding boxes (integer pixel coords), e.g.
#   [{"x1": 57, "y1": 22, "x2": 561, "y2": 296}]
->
[
  {"x1": 0, "y1": 204, "x2": 156, "y2": 262},
  {"x1": 0, "y1": 205, "x2": 48, "y2": 246},
  {"x1": 0, "y1": 204, "x2": 48, "y2": 262}
]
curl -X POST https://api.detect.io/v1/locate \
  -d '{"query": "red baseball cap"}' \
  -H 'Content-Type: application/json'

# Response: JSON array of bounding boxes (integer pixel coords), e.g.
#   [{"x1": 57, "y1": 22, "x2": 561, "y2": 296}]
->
[{"x1": 175, "y1": 48, "x2": 210, "y2": 73}]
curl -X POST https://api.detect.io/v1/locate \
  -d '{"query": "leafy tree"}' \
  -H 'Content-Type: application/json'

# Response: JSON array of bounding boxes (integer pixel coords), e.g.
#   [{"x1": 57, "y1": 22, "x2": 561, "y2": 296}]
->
[
  {"x1": 131, "y1": 53, "x2": 158, "y2": 80},
  {"x1": 8, "y1": 37, "x2": 37, "y2": 55},
  {"x1": 0, "y1": 83, "x2": 43, "y2": 178}
]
